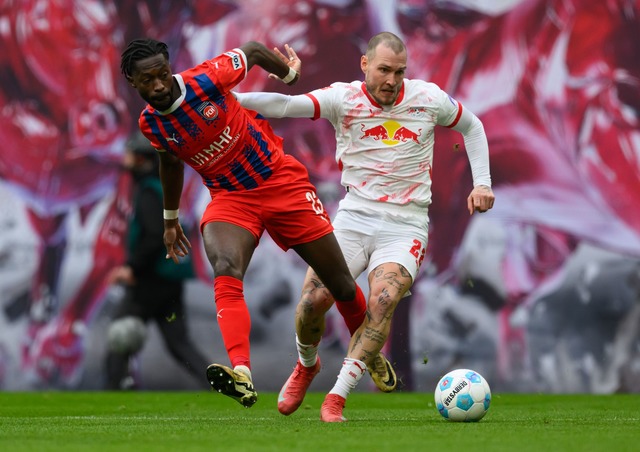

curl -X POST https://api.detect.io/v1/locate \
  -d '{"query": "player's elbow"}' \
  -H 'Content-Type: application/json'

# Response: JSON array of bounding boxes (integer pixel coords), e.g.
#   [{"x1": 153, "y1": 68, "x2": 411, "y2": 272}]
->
[{"x1": 242, "y1": 41, "x2": 270, "y2": 68}]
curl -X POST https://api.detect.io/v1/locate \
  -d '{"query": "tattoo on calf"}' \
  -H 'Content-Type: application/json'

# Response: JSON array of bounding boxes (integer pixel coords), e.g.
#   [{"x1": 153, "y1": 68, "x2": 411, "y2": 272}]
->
[
  {"x1": 301, "y1": 298, "x2": 314, "y2": 313},
  {"x1": 363, "y1": 326, "x2": 385, "y2": 345}
]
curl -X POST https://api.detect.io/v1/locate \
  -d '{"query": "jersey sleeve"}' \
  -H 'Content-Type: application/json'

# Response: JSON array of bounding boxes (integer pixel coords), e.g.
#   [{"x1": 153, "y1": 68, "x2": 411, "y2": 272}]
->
[
  {"x1": 201, "y1": 48, "x2": 248, "y2": 95},
  {"x1": 434, "y1": 87, "x2": 463, "y2": 128},
  {"x1": 138, "y1": 117, "x2": 166, "y2": 152},
  {"x1": 306, "y1": 83, "x2": 347, "y2": 124},
  {"x1": 234, "y1": 92, "x2": 315, "y2": 118}
]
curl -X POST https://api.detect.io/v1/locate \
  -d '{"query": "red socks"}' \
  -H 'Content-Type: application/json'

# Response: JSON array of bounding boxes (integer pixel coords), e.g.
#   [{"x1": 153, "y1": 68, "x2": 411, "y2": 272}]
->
[
  {"x1": 213, "y1": 278, "x2": 364, "y2": 367},
  {"x1": 334, "y1": 283, "x2": 367, "y2": 335},
  {"x1": 213, "y1": 276, "x2": 251, "y2": 369}
]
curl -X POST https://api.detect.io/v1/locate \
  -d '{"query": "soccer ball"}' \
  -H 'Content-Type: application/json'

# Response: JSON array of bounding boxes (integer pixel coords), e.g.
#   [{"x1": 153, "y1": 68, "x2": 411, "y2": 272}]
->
[
  {"x1": 107, "y1": 316, "x2": 147, "y2": 354},
  {"x1": 434, "y1": 368, "x2": 491, "y2": 422}
]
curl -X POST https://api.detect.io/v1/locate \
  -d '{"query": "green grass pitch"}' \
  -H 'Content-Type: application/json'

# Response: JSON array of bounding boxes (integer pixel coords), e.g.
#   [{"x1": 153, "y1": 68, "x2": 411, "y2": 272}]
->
[{"x1": 1, "y1": 392, "x2": 638, "y2": 451}]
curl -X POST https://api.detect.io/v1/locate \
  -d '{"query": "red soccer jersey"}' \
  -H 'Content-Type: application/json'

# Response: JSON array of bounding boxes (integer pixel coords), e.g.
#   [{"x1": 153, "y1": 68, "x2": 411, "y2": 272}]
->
[{"x1": 138, "y1": 49, "x2": 285, "y2": 195}]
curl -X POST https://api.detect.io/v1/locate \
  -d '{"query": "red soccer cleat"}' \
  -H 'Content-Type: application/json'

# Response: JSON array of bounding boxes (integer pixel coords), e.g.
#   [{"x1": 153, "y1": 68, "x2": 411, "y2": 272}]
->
[
  {"x1": 320, "y1": 393, "x2": 347, "y2": 423},
  {"x1": 277, "y1": 357, "x2": 321, "y2": 415}
]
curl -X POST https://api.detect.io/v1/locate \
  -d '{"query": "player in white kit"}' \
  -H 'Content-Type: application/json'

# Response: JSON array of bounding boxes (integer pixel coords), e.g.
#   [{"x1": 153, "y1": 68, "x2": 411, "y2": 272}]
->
[{"x1": 236, "y1": 31, "x2": 495, "y2": 422}]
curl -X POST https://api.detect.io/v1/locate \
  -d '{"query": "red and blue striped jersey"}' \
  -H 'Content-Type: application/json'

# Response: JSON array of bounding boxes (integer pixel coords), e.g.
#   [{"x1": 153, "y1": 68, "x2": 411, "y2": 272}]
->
[{"x1": 138, "y1": 49, "x2": 284, "y2": 195}]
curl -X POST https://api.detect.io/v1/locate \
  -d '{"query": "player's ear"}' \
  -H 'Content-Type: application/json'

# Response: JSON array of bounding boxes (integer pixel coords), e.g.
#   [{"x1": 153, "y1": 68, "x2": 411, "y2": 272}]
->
[
  {"x1": 360, "y1": 55, "x2": 368, "y2": 74},
  {"x1": 126, "y1": 75, "x2": 135, "y2": 87}
]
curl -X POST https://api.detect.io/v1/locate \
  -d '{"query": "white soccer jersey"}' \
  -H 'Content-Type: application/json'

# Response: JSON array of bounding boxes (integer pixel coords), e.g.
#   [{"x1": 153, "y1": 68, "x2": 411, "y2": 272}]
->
[{"x1": 306, "y1": 80, "x2": 462, "y2": 214}]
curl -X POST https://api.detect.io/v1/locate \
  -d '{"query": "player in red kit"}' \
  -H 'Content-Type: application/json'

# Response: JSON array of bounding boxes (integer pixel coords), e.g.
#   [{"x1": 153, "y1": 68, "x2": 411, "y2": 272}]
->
[{"x1": 120, "y1": 38, "x2": 377, "y2": 408}]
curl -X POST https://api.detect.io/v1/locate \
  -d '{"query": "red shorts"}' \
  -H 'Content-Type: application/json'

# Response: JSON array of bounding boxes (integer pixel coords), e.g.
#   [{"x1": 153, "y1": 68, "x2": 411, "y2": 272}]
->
[{"x1": 200, "y1": 155, "x2": 333, "y2": 250}]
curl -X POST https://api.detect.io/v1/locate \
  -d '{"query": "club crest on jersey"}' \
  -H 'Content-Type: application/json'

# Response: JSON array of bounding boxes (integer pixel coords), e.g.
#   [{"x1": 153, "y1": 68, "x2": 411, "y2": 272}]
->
[
  {"x1": 408, "y1": 107, "x2": 428, "y2": 117},
  {"x1": 197, "y1": 102, "x2": 219, "y2": 121}
]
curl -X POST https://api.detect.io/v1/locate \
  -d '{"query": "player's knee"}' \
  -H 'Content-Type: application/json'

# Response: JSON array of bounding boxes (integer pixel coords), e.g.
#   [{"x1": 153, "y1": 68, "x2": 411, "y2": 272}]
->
[
  {"x1": 209, "y1": 255, "x2": 244, "y2": 279},
  {"x1": 297, "y1": 290, "x2": 333, "y2": 319},
  {"x1": 327, "y1": 277, "x2": 356, "y2": 302},
  {"x1": 107, "y1": 316, "x2": 147, "y2": 354}
]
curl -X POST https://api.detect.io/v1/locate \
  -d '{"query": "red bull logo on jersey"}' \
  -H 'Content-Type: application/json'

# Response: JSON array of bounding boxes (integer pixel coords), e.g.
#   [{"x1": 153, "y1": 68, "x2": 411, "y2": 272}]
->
[
  {"x1": 197, "y1": 102, "x2": 219, "y2": 121},
  {"x1": 359, "y1": 120, "x2": 421, "y2": 146}
]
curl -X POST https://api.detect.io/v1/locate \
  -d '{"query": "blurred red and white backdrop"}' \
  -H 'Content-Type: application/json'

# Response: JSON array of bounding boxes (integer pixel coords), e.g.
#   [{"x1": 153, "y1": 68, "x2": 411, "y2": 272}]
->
[{"x1": 0, "y1": 0, "x2": 638, "y2": 393}]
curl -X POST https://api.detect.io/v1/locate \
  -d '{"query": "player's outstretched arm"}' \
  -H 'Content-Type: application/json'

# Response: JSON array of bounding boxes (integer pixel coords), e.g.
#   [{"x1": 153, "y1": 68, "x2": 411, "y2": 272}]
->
[
  {"x1": 240, "y1": 41, "x2": 301, "y2": 85},
  {"x1": 234, "y1": 91, "x2": 314, "y2": 119}
]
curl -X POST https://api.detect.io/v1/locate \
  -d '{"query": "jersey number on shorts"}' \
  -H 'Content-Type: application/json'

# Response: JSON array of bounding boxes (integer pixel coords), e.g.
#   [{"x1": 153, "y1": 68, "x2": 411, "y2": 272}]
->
[
  {"x1": 305, "y1": 191, "x2": 326, "y2": 219},
  {"x1": 409, "y1": 239, "x2": 426, "y2": 268}
]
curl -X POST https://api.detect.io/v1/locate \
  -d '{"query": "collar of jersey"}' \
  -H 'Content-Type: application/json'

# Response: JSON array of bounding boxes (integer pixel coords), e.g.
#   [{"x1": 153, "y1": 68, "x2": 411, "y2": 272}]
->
[
  {"x1": 360, "y1": 81, "x2": 405, "y2": 109},
  {"x1": 156, "y1": 74, "x2": 187, "y2": 115}
]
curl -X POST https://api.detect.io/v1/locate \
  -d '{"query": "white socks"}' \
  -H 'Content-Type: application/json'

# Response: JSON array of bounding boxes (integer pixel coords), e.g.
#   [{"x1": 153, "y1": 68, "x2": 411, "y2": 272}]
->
[
  {"x1": 296, "y1": 335, "x2": 319, "y2": 367},
  {"x1": 328, "y1": 358, "x2": 366, "y2": 399}
]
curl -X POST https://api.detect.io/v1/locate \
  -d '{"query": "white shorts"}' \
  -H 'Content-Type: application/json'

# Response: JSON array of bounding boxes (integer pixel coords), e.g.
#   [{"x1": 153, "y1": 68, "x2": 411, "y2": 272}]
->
[{"x1": 332, "y1": 208, "x2": 429, "y2": 283}]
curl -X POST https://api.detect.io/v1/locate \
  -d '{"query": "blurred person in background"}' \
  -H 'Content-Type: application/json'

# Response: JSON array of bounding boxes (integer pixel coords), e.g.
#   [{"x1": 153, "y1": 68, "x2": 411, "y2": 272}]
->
[{"x1": 104, "y1": 133, "x2": 209, "y2": 390}]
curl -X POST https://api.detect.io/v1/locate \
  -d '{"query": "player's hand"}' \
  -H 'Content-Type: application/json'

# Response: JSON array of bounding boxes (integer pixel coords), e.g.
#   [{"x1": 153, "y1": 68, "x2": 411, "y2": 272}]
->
[
  {"x1": 467, "y1": 185, "x2": 495, "y2": 214},
  {"x1": 269, "y1": 44, "x2": 301, "y2": 82},
  {"x1": 163, "y1": 220, "x2": 192, "y2": 263}
]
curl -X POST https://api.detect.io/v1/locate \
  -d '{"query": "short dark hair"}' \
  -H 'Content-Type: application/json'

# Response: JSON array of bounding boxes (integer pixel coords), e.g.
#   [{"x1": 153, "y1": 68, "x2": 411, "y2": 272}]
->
[
  {"x1": 120, "y1": 38, "x2": 169, "y2": 78},
  {"x1": 365, "y1": 32, "x2": 406, "y2": 59}
]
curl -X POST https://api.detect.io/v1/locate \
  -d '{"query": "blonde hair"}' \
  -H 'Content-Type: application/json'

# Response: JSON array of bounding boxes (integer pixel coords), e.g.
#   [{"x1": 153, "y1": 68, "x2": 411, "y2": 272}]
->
[{"x1": 365, "y1": 32, "x2": 406, "y2": 59}]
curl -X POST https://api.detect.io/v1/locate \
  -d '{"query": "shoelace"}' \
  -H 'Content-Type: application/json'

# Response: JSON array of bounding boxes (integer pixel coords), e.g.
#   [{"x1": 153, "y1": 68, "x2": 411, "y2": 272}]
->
[
  {"x1": 233, "y1": 372, "x2": 255, "y2": 391},
  {"x1": 371, "y1": 358, "x2": 392, "y2": 384},
  {"x1": 371, "y1": 356, "x2": 386, "y2": 374},
  {"x1": 286, "y1": 365, "x2": 314, "y2": 391}
]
